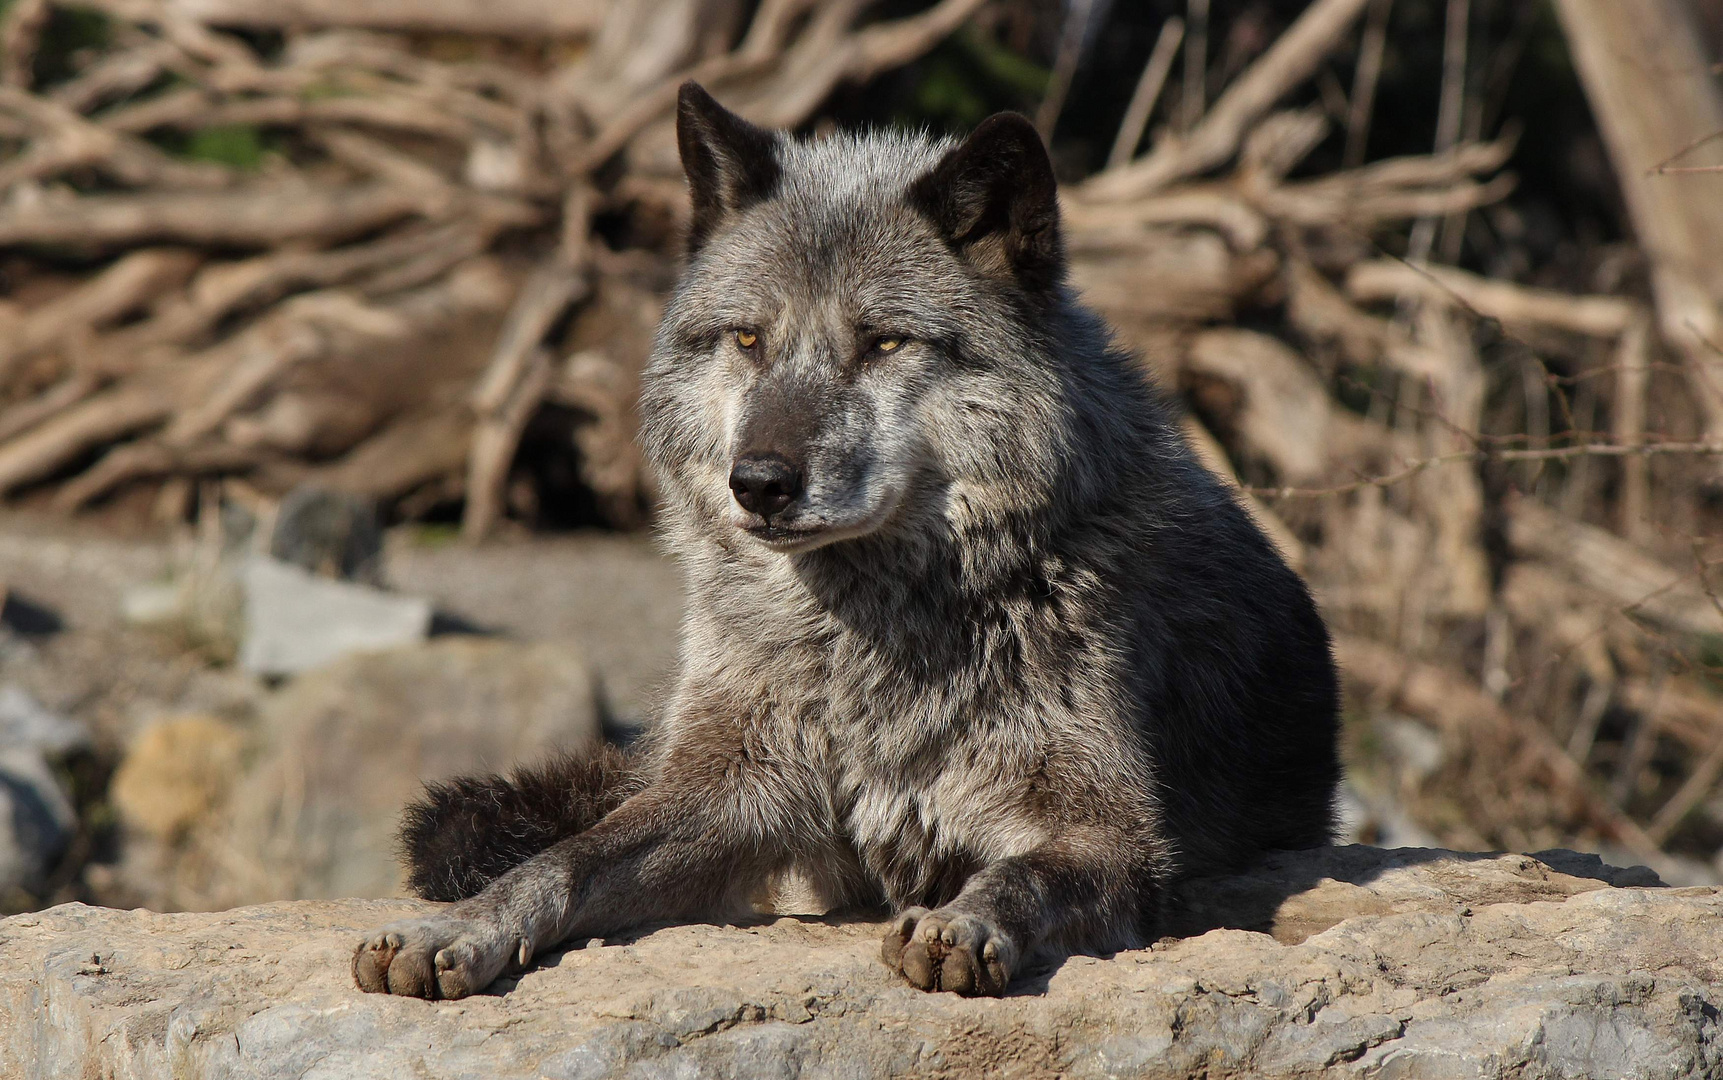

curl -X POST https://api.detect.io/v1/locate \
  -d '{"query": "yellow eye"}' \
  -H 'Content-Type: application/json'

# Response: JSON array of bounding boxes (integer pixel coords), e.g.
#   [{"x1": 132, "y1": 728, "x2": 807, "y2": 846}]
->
[
  {"x1": 873, "y1": 336, "x2": 903, "y2": 353},
  {"x1": 734, "y1": 329, "x2": 758, "y2": 349}
]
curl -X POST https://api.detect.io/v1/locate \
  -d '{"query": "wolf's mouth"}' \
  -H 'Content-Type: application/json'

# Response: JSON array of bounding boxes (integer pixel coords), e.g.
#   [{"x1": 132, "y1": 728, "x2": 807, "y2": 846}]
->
[{"x1": 744, "y1": 523, "x2": 829, "y2": 549}]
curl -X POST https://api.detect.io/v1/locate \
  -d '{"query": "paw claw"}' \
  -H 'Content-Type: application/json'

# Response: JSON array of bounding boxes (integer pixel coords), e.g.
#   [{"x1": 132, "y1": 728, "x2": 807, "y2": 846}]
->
[
  {"x1": 878, "y1": 907, "x2": 1017, "y2": 997},
  {"x1": 351, "y1": 914, "x2": 514, "y2": 1000}
]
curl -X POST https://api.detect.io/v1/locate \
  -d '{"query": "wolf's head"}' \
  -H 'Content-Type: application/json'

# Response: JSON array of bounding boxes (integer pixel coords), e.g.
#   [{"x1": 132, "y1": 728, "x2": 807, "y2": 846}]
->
[{"x1": 640, "y1": 82, "x2": 1080, "y2": 556}]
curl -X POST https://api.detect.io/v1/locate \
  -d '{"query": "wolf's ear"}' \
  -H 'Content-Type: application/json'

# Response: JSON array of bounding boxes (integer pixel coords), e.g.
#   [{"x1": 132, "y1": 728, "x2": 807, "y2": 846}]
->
[
  {"x1": 676, "y1": 82, "x2": 781, "y2": 254},
  {"x1": 907, "y1": 113, "x2": 1064, "y2": 299}
]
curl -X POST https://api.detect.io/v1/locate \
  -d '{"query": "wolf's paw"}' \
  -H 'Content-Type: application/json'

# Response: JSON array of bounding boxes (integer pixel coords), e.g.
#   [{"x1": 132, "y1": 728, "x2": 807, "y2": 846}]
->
[
  {"x1": 881, "y1": 906, "x2": 1017, "y2": 996},
  {"x1": 352, "y1": 914, "x2": 523, "y2": 1000}
]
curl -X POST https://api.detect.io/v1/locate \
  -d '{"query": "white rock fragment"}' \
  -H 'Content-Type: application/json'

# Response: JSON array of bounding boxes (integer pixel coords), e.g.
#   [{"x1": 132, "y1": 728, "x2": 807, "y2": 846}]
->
[{"x1": 238, "y1": 556, "x2": 432, "y2": 677}]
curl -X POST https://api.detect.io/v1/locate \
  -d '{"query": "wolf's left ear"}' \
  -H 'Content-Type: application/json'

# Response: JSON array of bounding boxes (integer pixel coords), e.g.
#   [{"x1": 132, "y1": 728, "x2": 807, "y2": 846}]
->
[
  {"x1": 907, "y1": 113, "x2": 1064, "y2": 299},
  {"x1": 676, "y1": 81, "x2": 782, "y2": 254}
]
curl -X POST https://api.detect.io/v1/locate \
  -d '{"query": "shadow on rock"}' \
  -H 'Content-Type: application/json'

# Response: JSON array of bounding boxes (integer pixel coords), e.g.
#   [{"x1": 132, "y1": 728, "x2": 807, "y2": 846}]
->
[{"x1": 1165, "y1": 843, "x2": 1664, "y2": 944}]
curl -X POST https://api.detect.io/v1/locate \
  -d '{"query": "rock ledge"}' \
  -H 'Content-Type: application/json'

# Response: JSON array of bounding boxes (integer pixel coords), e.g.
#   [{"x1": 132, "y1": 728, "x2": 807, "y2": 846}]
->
[{"x1": 4, "y1": 846, "x2": 1720, "y2": 1079}]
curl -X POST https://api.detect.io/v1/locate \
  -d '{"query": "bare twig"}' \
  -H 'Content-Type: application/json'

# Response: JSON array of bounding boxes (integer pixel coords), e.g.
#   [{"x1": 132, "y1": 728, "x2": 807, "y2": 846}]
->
[
  {"x1": 1106, "y1": 17, "x2": 1184, "y2": 171},
  {"x1": 1614, "y1": 317, "x2": 1652, "y2": 539},
  {"x1": 1181, "y1": 0, "x2": 1209, "y2": 133},
  {"x1": 0, "y1": 0, "x2": 48, "y2": 90},
  {"x1": 1646, "y1": 128, "x2": 1723, "y2": 175},
  {"x1": 1343, "y1": 0, "x2": 1391, "y2": 168},
  {"x1": 1407, "y1": 0, "x2": 1469, "y2": 265},
  {"x1": 1036, "y1": 0, "x2": 1098, "y2": 140}
]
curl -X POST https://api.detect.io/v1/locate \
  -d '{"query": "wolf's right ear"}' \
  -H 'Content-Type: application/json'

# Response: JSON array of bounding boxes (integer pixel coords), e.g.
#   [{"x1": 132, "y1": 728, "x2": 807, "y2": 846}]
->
[
  {"x1": 907, "y1": 113, "x2": 1064, "y2": 300},
  {"x1": 676, "y1": 82, "x2": 782, "y2": 254}
]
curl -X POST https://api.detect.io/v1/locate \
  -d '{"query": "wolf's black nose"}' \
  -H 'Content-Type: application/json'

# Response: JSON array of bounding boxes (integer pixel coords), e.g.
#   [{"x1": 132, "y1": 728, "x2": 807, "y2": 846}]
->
[{"x1": 729, "y1": 455, "x2": 803, "y2": 519}]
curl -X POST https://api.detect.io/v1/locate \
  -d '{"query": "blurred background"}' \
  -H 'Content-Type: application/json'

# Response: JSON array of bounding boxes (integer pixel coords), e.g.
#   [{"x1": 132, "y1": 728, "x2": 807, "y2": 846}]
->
[{"x1": 2, "y1": 0, "x2": 1723, "y2": 913}]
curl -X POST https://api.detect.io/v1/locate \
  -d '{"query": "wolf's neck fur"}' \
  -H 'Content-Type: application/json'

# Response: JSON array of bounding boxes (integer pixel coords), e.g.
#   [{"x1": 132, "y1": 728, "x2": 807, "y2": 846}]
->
[{"x1": 670, "y1": 305, "x2": 1182, "y2": 690}]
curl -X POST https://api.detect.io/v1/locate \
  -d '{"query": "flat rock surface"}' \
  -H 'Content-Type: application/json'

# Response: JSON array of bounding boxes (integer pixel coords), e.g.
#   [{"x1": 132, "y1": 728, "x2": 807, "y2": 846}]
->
[{"x1": 5, "y1": 846, "x2": 1721, "y2": 1079}]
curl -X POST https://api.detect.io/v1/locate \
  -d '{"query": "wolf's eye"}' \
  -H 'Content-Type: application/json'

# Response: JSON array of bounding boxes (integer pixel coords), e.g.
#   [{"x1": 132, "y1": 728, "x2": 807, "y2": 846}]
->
[
  {"x1": 871, "y1": 336, "x2": 904, "y2": 354},
  {"x1": 734, "y1": 329, "x2": 758, "y2": 350}
]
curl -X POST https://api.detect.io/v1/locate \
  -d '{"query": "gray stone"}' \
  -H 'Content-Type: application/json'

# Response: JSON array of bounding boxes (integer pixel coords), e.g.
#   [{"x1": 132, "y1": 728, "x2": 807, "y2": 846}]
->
[
  {"x1": 268, "y1": 486, "x2": 384, "y2": 586},
  {"x1": 0, "y1": 688, "x2": 86, "y2": 896},
  {"x1": 0, "y1": 685, "x2": 88, "y2": 756},
  {"x1": 238, "y1": 556, "x2": 431, "y2": 676},
  {"x1": 0, "y1": 746, "x2": 76, "y2": 894},
  {"x1": 4, "y1": 847, "x2": 1723, "y2": 1079}
]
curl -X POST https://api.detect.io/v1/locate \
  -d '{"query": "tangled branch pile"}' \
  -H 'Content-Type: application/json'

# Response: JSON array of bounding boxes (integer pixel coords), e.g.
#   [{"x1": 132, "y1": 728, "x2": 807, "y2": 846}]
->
[
  {"x1": 4, "y1": 0, "x2": 1723, "y2": 875},
  {"x1": 0, "y1": 0, "x2": 989, "y2": 532}
]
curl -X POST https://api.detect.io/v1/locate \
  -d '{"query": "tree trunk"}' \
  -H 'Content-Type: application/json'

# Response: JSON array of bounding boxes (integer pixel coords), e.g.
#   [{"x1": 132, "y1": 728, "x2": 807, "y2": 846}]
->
[{"x1": 1553, "y1": 0, "x2": 1723, "y2": 440}]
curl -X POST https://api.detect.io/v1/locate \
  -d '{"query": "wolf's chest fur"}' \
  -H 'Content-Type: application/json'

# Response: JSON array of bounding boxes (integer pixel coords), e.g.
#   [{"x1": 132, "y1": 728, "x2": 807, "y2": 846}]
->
[{"x1": 690, "y1": 550, "x2": 1137, "y2": 912}]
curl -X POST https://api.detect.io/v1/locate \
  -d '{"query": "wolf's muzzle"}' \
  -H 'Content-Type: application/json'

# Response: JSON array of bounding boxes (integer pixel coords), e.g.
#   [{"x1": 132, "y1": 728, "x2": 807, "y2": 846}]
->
[{"x1": 729, "y1": 453, "x2": 804, "y2": 520}]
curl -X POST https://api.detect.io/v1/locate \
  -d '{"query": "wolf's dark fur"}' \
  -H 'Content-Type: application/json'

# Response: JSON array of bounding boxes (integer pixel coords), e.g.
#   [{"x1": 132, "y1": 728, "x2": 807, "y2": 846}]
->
[
  {"x1": 355, "y1": 82, "x2": 1339, "y2": 1002},
  {"x1": 401, "y1": 745, "x2": 641, "y2": 902}
]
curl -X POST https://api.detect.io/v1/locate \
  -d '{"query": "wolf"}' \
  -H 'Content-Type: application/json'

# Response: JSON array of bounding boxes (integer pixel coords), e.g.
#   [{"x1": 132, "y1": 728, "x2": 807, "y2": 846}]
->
[{"x1": 352, "y1": 82, "x2": 1340, "y2": 1001}]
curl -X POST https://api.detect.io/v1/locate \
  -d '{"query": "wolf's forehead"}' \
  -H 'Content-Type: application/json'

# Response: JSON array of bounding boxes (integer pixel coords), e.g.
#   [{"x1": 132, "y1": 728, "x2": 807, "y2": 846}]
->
[{"x1": 774, "y1": 129, "x2": 951, "y2": 208}]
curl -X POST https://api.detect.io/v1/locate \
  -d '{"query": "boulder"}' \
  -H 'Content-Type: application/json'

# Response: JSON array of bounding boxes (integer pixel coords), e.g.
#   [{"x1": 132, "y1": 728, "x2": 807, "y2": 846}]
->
[
  {"x1": 110, "y1": 715, "x2": 248, "y2": 842},
  {"x1": 206, "y1": 636, "x2": 600, "y2": 905},
  {"x1": 4, "y1": 846, "x2": 1722, "y2": 1080}
]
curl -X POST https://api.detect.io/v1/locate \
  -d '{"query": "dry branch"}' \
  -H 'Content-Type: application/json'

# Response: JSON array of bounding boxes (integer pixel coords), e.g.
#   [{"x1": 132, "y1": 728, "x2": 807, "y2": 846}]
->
[
  {"x1": 1106, "y1": 16, "x2": 1183, "y2": 171},
  {"x1": 0, "y1": 183, "x2": 423, "y2": 250},
  {"x1": 1346, "y1": 259, "x2": 1640, "y2": 338},
  {"x1": 0, "y1": 248, "x2": 200, "y2": 382},
  {"x1": 314, "y1": 407, "x2": 472, "y2": 502},
  {"x1": 1507, "y1": 499, "x2": 1723, "y2": 638},
  {"x1": 0, "y1": 358, "x2": 227, "y2": 495},
  {"x1": 1083, "y1": 0, "x2": 1373, "y2": 201},
  {"x1": 165, "y1": 0, "x2": 607, "y2": 37}
]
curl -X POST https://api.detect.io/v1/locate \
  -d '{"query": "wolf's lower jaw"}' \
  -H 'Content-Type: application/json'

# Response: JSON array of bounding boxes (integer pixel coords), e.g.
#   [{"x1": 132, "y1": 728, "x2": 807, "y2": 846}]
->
[
  {"x1": 740, "y1": 496, "x2": 905, "y2": 553},
  {"x1": 742, "y1": 518, "x2": 882, "y2": 553}
]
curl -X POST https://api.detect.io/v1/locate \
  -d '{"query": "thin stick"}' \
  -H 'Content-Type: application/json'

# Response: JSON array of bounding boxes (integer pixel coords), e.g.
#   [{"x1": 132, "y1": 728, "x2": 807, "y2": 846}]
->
[
  {"x1": 1646, "y1": 727, "x2": 1723, "y2": 845},
  {"x1": 1343, "y1": 0, "x2": 1391, "y2": 168},
  {"x1": 1245, "y1": 439, "x2": 1723, "y2": 500},
  {"x1": 1182, "y1": 0, "x2": 1210, "y2": 133},
  {"x1": 1614, "y1": 317, "x2": 1651, "y2": 540},
  {"x1": 1106, "y1": 17, "x2": 1184, "y2": 170},
  {"x1": 1035, "y1": 0, "x2": 1097, "y2": 141},
  {"x1": 1645, "y1": 127, "x2": 1723, "y2": 175},
  {"x1": 1408, "y1": 0, "x2": 1469, "y2": 265},
  {"x1": 0, "y1": 0, "x2": 47, "y2": 90}
]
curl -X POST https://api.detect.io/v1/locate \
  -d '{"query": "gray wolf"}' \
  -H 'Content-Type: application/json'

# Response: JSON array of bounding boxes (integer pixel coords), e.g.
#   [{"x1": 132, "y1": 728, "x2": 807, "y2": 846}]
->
[{"x1": 352, "y1": 82, "x2": 1340, "y2": 1000}]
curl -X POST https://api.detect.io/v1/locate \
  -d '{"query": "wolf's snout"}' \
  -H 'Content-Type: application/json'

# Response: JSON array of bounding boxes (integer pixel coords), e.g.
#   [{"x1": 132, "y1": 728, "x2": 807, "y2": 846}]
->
[{"x1": 729, "y1": 454, "x2": 803, "y2": 519}]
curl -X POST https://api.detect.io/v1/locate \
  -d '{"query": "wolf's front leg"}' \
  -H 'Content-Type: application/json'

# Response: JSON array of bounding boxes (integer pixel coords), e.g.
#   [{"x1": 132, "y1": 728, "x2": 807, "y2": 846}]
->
[
  {"x1": 354, "y1": 785, "x2": 777, "y2": 999},
  {"x1": 881, "y1": 839, "x2": 1147, "y2": 997}
]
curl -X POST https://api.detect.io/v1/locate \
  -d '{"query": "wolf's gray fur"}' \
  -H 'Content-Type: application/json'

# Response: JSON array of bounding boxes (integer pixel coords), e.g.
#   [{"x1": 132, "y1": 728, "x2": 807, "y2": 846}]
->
[{"x1": 353, "y1": 83, "x2": 1339, "y2": 1001}]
